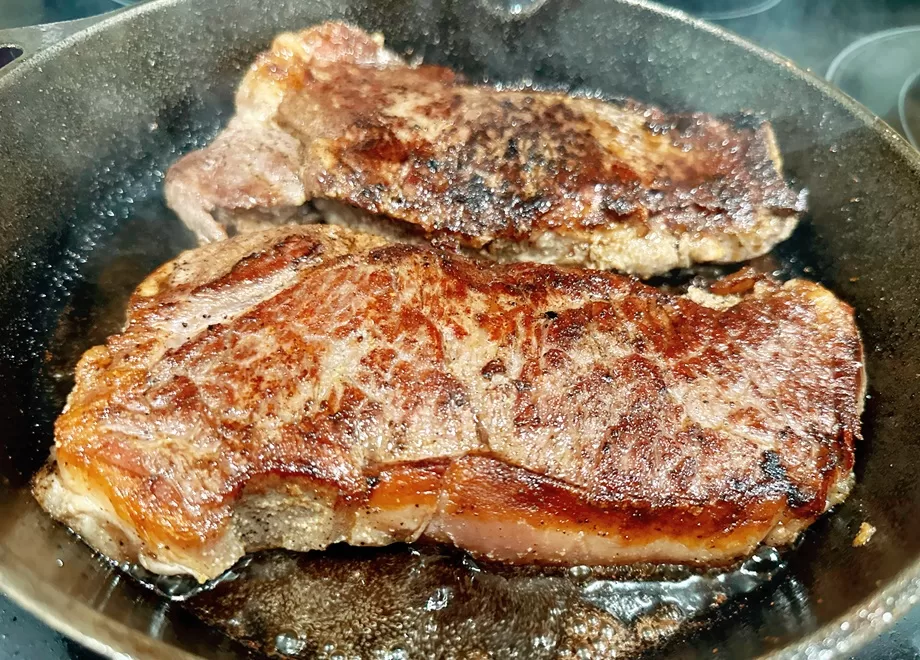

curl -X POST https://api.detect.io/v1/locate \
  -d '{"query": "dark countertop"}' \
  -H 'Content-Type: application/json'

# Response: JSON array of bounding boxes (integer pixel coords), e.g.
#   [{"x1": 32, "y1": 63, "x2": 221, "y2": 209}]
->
[{"x1": 0, "y1": 0, "x2": 918, "y2": 658}]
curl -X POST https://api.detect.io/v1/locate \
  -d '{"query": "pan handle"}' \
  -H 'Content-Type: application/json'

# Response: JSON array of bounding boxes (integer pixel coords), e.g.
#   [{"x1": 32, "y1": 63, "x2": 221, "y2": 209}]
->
[{"x1": 0, "y1": 13, "x2": 113, "y2": 74}]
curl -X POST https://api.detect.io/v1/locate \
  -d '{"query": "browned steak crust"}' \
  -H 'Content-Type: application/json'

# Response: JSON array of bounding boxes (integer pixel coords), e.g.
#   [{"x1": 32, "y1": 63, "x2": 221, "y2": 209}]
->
[
  {"x1": 34, "y1": 225, "x2": 862, "y2": 580},
  {"x1": 164, "y1": 22, "x2": 805, "y2": 277}
]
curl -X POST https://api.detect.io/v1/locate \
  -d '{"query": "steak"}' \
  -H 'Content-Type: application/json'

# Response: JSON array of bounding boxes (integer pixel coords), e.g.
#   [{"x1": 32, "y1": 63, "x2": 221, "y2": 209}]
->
[
  {"x1": 34, "y1": 224, "x2": 863, "y2": 581},
  {"x1": 164, "y1": 22, "x2": 805, "y2": 278}
]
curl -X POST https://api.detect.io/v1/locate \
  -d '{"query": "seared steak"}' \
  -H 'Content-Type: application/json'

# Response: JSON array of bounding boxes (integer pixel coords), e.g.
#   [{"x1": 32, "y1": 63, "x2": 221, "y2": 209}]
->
[
  {"x1": 165, "y1": 22, "x2": 805, "y2": 278},
  {"x1": 34, "y1": 225, "x2": 862, "y2": 581}
]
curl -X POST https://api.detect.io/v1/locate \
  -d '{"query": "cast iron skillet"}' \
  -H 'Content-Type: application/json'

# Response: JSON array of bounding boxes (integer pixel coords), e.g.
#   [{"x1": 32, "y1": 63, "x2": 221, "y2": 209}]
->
[{"x1": 1, "y1": 0, "x2": 919, "y2": 657}]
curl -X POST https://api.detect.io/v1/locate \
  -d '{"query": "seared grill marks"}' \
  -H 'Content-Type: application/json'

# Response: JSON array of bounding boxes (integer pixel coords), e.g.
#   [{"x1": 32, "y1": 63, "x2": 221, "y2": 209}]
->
[
  {"x1": 35, "y1": 225, "x2": 863, "y2": 581},
  {"x1": 164, "y1": 22, "x2": 805, "y2": 277}
]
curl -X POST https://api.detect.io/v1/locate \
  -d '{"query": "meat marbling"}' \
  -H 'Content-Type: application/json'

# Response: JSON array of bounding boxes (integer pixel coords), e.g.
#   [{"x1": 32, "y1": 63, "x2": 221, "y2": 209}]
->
[
  {"x1": 34, "y1": 224, "x2": 863, "y2": 581},
  {"x1": 164, "y1": 22, "x2": 806, "y2": 278}
]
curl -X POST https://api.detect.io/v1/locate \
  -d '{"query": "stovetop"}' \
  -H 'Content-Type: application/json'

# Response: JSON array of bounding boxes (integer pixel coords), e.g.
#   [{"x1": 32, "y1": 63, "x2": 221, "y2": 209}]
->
[{"x1": 1, "y1": 0, "x2": 919, "y2": 658}]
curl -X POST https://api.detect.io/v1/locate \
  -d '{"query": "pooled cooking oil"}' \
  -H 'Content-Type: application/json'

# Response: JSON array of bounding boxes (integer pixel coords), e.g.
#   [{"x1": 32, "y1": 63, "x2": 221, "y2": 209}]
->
[{"x1": 159, "y1": 544, "x2": 788, "y2": 659}]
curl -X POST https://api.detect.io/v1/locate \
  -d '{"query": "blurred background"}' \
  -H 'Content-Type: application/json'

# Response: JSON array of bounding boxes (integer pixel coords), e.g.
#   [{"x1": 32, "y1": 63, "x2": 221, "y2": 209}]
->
[{"x1": 0, "y1": 0, "x2": 919, "y2": 658}]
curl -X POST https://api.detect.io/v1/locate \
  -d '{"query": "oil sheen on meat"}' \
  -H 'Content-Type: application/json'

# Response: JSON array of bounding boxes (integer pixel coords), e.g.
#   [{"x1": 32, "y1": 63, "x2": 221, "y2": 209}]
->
[
  {"x1": 164, "y1": 22, "x2": 806, "y2": 278},
  {"x1": 34, "y1": 225, "x2": 863, "y2": 581}
]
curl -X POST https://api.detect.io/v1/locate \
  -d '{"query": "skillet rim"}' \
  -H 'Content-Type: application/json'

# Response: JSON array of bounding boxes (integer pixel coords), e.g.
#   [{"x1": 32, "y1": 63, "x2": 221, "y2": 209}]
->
[{"x1": 0, "y1": 0, "x2": 918, "y2": 657}]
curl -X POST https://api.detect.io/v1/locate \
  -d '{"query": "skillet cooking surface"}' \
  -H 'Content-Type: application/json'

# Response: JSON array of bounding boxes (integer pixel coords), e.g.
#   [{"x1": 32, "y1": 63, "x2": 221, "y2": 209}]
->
[{"x1": 1, "y1": 0, "x2": 920, "y2": 657}]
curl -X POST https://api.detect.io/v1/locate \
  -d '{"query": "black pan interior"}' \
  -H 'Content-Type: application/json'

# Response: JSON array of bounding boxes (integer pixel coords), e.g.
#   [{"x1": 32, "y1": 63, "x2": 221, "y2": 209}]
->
[{"x1": 1, "y1": 0, "x2": 919, "y2": 657}]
